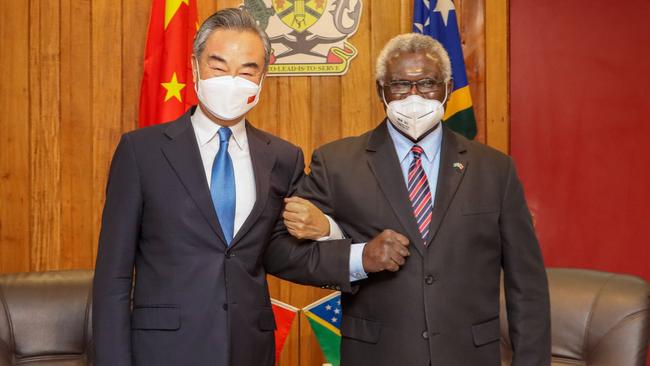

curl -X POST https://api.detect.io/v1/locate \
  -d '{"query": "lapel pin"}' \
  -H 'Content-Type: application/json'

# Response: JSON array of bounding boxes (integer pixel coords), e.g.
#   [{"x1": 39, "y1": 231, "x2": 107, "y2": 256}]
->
[{"x1": 453, "y1": 162, "x2": 465, "y2": 172}]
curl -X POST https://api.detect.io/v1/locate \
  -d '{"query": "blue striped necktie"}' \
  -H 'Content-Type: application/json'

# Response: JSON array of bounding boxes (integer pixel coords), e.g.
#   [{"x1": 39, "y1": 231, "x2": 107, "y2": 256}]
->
[
  {"x1": 211, "y1": 127, "x2": 236, "y2": 245},
  {"x1": 407, "y1": 145, "x2": 433, "y2": 244}
]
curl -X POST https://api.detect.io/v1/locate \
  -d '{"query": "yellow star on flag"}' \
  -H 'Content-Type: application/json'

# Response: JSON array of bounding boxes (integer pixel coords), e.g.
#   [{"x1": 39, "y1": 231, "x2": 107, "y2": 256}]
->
[
  {"x1": 161, "y1": 72, "x2": 185, "y2": 102},
  {"x1": 165, "y1": 0, "x2": 189, "y2": 29}
]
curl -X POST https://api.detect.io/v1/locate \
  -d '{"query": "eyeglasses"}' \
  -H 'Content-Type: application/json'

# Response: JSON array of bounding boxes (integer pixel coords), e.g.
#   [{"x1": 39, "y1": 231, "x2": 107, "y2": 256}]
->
[{"x1": 384, "y1": 78, "x2": 445, "y2": 95}]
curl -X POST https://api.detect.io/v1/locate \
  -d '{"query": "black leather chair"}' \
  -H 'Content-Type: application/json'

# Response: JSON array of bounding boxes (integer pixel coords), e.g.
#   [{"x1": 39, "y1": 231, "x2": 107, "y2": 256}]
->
[
  {"x1": 2, "y1": 268, "x2": 649, "y2": 365},
  {"x1": 501, "y1": 268, "x2": 650, "y2": 366},
  {"x1": 0, "y1": 270, "x2": 94, "y2": 366}
]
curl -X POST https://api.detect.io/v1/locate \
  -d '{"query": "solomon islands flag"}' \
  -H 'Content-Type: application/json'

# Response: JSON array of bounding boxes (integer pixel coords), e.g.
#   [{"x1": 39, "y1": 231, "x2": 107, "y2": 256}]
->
[
  {"x1": 414, "y1": 0, "x2": 477, "y2": 139},
  {"x1": 303, "y1": 292, "x2": 342, "y2": 366}
]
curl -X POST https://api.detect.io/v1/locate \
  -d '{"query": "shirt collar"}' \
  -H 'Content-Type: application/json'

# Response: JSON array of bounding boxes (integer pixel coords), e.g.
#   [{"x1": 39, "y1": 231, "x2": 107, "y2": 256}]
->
[
  {"x1": 386, "y1": 120, "x2": 443, "y2": 164},
  {"x1": 190, "y1": 106, "x2": 247, "y2": 150}
]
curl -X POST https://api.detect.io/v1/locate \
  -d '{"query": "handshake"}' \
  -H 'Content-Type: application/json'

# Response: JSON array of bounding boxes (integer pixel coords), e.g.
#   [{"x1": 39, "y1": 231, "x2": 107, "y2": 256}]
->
[{"x1": 283, "y1": 197, "x2": 410, "y2": 273}]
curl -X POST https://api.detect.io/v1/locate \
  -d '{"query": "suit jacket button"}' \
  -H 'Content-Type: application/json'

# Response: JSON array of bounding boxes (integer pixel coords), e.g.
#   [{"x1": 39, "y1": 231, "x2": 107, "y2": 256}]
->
[
  {"x1": 222, "y1": 304, "x2": 228, "y2": 311},
  {"x1": 422, "y1": 331, "x2": 429, "y2": 339},
  {"x1": 425, "y1": 275, "x2": 435, "y2": 285}
]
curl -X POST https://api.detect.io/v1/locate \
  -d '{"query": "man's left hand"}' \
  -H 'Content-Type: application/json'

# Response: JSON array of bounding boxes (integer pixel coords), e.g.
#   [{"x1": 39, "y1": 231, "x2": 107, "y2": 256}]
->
[{"x1": 283, "y1": 196, "x2": 330, "y2": 240}]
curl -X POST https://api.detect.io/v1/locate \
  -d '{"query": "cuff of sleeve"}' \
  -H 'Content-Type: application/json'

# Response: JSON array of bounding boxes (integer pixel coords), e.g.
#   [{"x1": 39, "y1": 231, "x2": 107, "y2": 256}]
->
[
  {"x1": 349, "y1": 243, "x2": 368, "y2": 281},
  {"x1": 316, "y1": 215, "x2": 345, "y2": 241}
]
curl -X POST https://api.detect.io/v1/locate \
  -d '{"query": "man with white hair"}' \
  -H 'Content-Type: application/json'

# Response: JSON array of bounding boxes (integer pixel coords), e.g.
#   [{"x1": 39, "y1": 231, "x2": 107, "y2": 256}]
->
[{"x1": 282, "y1": 33, "x2": 551, "y2": 365}]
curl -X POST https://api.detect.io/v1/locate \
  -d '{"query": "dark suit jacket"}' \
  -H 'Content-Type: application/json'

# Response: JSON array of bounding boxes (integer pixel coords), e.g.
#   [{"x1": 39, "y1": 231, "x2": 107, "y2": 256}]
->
[
  {"x1": 92, "y1": 109, "x2": 350, "y2": 366},
  {"x1": 295, "y1": 121, "x2": 551, "y2": 366}
]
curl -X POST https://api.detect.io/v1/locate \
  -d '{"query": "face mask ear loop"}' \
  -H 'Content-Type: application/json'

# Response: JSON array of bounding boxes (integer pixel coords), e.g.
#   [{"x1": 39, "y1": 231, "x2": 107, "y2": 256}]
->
[
  {"x1": 254, "y1": 74, "x2": 265, "y2": 99},
  {"x1": 258, "y1": 73, "x2": 266, "y2": 88},
  {"x1": 247, "y1": 73, "x2": 265, "y2": 106},
  {"x1": 380, "y1": 83, "x2": 390, "y2": 108},
  {"x1": 440, "y1": 81, "x2": 449, "y2": 105}
]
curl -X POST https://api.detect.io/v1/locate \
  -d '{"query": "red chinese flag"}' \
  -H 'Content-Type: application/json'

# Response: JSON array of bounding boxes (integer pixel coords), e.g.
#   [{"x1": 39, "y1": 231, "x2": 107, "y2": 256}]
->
[
  {"x1": 139, "y1": 0, "x2": 198, "y2": 127},
  {"x1": 271, "y1": 298, "x2": 299, "y2": 362}
]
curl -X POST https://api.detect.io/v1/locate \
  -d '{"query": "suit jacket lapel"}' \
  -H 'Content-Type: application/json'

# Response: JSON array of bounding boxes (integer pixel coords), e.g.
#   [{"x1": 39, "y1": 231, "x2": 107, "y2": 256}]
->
[
  {"x1": 160, "y1": 111, "x2": 228, "y2": 247},
  {"x1": 366, "y1": 122, "x2": 426, "y2": 257},
  {"x1": 229, "y1": 122, "x2": 276, "y2": 248},
  {"x1": 426, "y1": 126, "x2": 469, "y2": 246}
]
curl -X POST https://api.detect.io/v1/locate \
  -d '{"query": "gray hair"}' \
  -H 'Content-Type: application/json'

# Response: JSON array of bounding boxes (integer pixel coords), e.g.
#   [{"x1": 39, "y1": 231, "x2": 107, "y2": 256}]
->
[
  {"x1": 375, "y1": 33, "x2": 452, "y2": 83},
  {"x1": 193, "y1": 8, "x2": 272, "y2": 71}
]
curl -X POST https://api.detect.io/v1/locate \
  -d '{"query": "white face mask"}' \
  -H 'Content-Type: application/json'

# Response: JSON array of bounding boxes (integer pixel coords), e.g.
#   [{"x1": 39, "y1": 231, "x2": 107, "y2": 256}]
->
[
  {"x1": 194, "y1": 60, "x2": 263, "y2": 121},
  {"x1": 382, "y1": 83, "x2": 448, "y2": 140}
]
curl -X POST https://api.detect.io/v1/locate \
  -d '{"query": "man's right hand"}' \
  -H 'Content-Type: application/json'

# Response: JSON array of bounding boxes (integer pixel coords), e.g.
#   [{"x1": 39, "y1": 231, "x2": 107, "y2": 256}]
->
[{"x1": 362, "y1": 229, "x2": 410, "y2": 273}]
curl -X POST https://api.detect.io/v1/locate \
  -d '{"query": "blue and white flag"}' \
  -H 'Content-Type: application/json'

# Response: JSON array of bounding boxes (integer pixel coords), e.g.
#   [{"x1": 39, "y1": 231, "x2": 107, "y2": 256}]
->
[{"x1": 414, "y1": 0, "x2": 477, "y2": 139}]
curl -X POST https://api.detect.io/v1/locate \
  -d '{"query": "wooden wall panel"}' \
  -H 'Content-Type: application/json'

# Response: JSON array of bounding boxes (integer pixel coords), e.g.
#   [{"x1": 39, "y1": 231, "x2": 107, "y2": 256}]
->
[
  {"x1": 91, "y1": 0, "x2": 124, "y2": 264},
  {"x1": 29, "y1": 0, "x2": 62, "y2": 271},
  {"x1": 0, "y1": 0, "x2": 508, "y2": 364},
  {"x1": 122, "y1": 1, "x2": 150, "y2": 132},
  {"x1": 341, "y1": 4, "x2": 373, "y2": 138},
  {"x1": 60, "y1": 0, "x2": 94, "y2": 269},
  {"x1": 0, "y1": 0, "x2": 30, "y2": 274},
  {"x1": 457, "y1": 0, "x2": 487, "y2": 144},
  {"x1": 485, "y1": 0, "x2": 509, "y2": 153}
]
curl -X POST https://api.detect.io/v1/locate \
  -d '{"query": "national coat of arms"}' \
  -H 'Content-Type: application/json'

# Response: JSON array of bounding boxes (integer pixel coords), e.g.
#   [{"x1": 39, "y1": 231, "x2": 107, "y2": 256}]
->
[{"x1": 243, "y1": 0, "x2": 363, "y2": 76}]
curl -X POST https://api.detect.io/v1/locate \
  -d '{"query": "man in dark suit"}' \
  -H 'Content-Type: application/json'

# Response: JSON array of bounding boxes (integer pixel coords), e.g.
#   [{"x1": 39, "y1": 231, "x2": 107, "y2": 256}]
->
[
  {"x1": 283, "y1": 33, "x2": 551, "y2": 365},
  {"x1": 92, "y1": 8, "x2": 365, "y2": 366}
]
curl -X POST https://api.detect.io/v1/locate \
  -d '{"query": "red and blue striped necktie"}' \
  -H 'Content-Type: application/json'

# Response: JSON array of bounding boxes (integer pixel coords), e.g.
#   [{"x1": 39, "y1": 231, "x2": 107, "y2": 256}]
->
[{"x1": 407, "y1": 145, "x2": 433, "y2": 244}]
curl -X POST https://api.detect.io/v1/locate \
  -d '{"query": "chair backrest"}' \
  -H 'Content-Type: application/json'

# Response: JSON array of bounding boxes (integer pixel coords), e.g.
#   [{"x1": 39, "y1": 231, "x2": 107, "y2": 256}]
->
[
  {"x1": 0, "y1": 270, "x2": 94, "y2": 366},
  {"x1": 5, "y1": 268, "x2": 647, "y2": 365},
  {"x1": 500, "y1": 268, "x2": 650, "y2": 366}
]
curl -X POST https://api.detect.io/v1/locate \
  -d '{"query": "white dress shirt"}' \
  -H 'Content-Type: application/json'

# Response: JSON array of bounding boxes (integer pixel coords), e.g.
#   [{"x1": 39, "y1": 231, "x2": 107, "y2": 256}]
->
[
  {"x1": 191, "y1": 107, "x2": 256, "y2": 236},
  {"x1": 191, "y1": 107, "x2": 348, "y2": 279}
]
